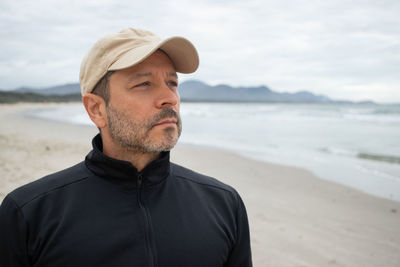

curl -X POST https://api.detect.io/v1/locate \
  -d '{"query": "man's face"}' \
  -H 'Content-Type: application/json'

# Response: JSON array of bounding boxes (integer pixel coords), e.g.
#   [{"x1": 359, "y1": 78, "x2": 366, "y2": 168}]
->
[{"x1": 105, "y1": 50, "x2": 181, "y2": 153}]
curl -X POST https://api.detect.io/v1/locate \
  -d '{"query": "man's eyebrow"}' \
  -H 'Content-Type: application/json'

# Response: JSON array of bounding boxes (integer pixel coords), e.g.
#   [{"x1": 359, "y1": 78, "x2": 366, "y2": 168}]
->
[
  {"x1": 134, "y1": 72, "x2": 152, "y2": 78},
  {"x1": 126, "y1": 72, "x2": 151, "y2": 84},
  {"x1": 169, "y1": 72, "x2": 178, "y2": 78}
]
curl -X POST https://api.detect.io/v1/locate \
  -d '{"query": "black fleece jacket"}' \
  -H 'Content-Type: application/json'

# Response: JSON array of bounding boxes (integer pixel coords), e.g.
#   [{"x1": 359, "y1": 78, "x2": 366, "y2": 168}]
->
[{"x1": 0, "y1": 135, "x2": 252, "y2": 267}]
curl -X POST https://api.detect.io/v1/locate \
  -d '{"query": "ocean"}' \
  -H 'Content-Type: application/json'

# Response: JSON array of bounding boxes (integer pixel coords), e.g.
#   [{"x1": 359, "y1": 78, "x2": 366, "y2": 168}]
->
[{"x1": 30, "y1": 102, "x2": 400, "y2": 202}]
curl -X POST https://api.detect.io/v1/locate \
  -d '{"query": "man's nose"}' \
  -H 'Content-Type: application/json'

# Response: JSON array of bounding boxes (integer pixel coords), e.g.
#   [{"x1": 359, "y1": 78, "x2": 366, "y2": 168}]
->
[{"x1": 155, "y1": 84, "x2": 179, "y2": 108}]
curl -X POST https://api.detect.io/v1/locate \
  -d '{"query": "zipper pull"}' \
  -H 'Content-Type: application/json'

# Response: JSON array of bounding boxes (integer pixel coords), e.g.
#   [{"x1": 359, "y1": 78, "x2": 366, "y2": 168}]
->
[{"x1": 137, "y1": 173, "x2": 143, "y2": 188}]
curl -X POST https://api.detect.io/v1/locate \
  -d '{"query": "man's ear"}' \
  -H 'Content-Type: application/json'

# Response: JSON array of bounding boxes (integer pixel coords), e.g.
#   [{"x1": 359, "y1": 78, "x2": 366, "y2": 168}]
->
[{"x1": 82, "y1": 93, "x2": 108, "y2": 129}]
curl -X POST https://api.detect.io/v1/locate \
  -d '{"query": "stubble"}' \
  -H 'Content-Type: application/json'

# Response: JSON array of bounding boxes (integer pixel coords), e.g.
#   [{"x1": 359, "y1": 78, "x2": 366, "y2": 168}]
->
[{"x1": 106, "y1": 105, "x2": 182, "y2": 153}]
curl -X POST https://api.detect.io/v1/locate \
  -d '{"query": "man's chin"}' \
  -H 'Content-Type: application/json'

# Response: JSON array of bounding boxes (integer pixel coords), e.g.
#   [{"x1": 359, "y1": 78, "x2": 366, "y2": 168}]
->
[
  {"x1": 142, "y1": 134, "x2": 179, "y2": 153},
  {"x1": 144, "y1": 142, "x2": 177, "y2": 153}
]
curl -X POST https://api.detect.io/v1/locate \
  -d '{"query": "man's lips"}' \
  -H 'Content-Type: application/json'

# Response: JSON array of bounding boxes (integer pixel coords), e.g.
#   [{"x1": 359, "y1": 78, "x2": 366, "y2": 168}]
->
[{"x1": 153, "y1": 118, "x2": 178, "y2": 127}]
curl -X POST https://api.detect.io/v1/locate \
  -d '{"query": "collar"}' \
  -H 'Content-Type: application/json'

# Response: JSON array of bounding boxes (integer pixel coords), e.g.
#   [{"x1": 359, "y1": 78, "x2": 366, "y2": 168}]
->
[{"x1": 85, "y1": 134, "x2": 170, "y2": 187}]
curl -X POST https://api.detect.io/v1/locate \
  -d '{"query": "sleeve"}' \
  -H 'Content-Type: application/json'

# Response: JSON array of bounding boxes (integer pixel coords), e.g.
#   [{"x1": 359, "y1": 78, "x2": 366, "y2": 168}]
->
[
  {"x1": 224, "y1": 193, "x2": 252, "y2": 267},
  {"x1": 0, "y1": 195, "x2": 31, "y2": 266}
]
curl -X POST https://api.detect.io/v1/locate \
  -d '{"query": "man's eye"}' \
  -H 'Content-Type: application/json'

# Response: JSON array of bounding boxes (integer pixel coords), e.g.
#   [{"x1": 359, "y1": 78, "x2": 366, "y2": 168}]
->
[
  {"x1": 168, "y1": 81, "x2": 178, "y2": 87},
  {"x1": 135, "y1": 82, "x2": 150, "y2": 87}
]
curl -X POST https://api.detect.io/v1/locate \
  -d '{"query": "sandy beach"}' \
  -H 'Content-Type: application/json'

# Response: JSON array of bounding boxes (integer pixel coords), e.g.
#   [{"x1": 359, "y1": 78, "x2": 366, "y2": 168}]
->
[{"x1": 1, "y1": 103, "x2": 399, "y2": 266}]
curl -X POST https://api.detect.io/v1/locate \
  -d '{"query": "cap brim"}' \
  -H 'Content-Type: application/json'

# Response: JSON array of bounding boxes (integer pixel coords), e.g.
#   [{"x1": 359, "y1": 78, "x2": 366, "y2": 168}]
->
[{"x1": 108, "y1": 37, "x2": 199, "y2": 74}]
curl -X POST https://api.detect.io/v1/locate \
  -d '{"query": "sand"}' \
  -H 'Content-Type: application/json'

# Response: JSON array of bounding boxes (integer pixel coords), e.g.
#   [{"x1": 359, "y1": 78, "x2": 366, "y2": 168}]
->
[{"x1": 1, "y1": 103, "x2": 399, "y2": 267}]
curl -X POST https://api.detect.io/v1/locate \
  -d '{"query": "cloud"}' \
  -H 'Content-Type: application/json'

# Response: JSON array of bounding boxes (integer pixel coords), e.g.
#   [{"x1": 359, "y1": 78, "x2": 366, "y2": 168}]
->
[{"x1": 0, "y1": 0, "x2": 399, "y2": 102}]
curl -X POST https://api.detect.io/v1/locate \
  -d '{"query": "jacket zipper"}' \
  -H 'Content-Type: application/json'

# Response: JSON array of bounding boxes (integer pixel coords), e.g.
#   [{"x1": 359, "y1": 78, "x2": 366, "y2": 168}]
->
[{"x1": 137, "y1": 173, "x2": 156, "y2": 267}]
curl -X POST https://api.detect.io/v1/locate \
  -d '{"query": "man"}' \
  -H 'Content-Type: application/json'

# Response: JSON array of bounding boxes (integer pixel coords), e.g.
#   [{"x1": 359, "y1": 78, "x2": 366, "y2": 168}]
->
[{"x1": 0, "y1": 28, "x2": 252, "y2": 267}]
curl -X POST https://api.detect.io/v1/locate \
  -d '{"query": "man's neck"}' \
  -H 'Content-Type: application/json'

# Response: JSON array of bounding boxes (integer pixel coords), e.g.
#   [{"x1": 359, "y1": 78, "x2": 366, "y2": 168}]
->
[{"x1": 101, "y1": 137, "x2": 160, "y2": 172}]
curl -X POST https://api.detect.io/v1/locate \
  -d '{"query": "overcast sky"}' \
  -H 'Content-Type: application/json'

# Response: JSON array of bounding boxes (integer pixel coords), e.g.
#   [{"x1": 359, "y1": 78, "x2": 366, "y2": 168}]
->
[{"x1": 1, "y1": 0, "x2": 399, "y2": 103}]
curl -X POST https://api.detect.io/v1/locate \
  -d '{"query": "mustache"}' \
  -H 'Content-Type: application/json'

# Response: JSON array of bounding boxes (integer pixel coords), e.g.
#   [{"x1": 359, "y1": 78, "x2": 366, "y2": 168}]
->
[{"x1": 148, "y1": 108, "x2": 180, "y2": 127}]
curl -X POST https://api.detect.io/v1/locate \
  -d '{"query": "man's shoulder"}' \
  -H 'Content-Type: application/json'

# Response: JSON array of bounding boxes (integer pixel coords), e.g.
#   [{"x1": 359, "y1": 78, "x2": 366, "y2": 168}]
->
[
  {"x1": 170, "y1": 162, "x2": 238, "y2": 196},
  {"x1": 7, "y1": 161, "x2": 90, "y2": 208}
]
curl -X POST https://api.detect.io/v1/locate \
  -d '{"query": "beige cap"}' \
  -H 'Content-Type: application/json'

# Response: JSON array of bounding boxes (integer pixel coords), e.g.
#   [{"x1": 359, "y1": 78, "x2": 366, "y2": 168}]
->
[{"x1": 79, "y1": 28, "x2": 199, "y2": 95}]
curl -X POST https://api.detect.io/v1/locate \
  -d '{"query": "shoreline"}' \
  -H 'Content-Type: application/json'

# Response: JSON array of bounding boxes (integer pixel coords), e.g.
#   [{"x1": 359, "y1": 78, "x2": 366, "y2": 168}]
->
[{"x1": 1, "y1": 103, "x2": 400, "y2": 266}]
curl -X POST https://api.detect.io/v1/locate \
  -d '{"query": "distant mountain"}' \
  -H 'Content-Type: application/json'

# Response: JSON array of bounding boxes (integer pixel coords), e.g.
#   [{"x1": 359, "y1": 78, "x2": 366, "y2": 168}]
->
[
  {"x1": 4, "y1": 80, "x2": 335, "y2": 103},
  {"x1": 178, "y1": 80, "x2": 332, "y2": 103},
  {"x1": 15, "y1": 83, "x2": 81, "y2": 95},
  {"x1": 0, "y1": 91, "x2": 81, "y2": 103}
]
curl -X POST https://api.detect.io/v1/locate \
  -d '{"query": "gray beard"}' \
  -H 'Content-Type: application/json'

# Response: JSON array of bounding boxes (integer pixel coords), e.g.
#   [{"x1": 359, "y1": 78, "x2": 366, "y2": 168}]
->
[{"x1": 106, "y1": 105, "x2": 182, "y2": 153}]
